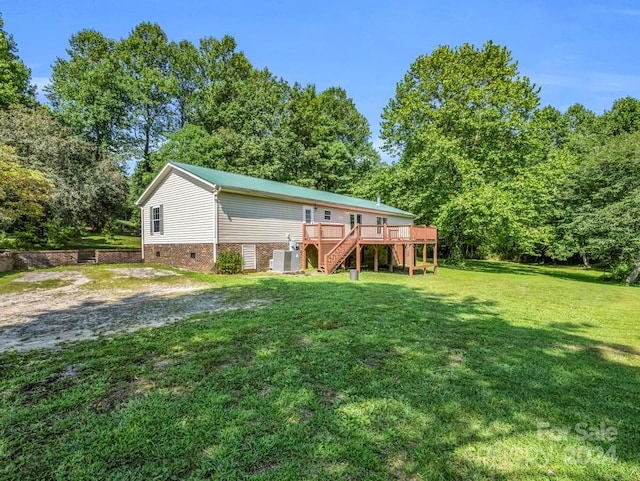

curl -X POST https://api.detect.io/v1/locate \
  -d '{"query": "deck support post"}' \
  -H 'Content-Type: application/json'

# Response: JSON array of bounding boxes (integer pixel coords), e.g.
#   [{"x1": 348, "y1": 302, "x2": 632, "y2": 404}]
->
[
  {"x1": 434, "y1": 240, "x2": 438, "y2": 275},
  {"x1": 318, "y1": 242, "x2": 323, "y2": 273},
  {"x1": 408, "y1": 243, "x2": 414, "y2": 277},
  {"x1": 388, "y1": 246, "x2": 393, "y2": 272},
  {"x1": 301, "y1": 245, "x2": 307, "y2": 270},
  {"x1": 356, "y1": 244, "x2": 361, "y2": 272},
  {"x1": 423, "y1": 242, "x2": 427, "y2": 275},
  {"x1": 374, "y1": 246, "x2": 379, "y2": 272}
]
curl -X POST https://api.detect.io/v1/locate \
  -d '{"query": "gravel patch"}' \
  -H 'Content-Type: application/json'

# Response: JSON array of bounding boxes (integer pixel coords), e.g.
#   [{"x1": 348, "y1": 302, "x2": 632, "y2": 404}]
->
[
  {"x1": 107, "y1": 267, "x2": 178, "y2": 278},
  {"x1": 0, "y1": 268, "x2": 266, "y2": 352},
  {"x1": 14, "y1": 271, "x2": 90, "y2": 284}
]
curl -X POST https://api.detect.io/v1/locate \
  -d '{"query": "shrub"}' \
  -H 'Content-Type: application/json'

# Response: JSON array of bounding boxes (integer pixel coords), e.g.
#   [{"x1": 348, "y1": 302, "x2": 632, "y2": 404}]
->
[
  {"x1": 217, "y1": 251, "x2": 243, "y2": 274},
  {"x1": 44, "y1": 221, "x2": 84, "y2": 248},
  {"x1": 102, "y1": 218, "x2": 140, "y2": 237}
]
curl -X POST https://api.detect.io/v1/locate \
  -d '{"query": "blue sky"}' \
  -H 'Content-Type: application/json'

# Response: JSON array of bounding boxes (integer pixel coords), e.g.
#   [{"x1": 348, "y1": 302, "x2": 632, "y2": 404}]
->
[{"x1": 3, "y1": 0, "x2": 640, "y2": 161}]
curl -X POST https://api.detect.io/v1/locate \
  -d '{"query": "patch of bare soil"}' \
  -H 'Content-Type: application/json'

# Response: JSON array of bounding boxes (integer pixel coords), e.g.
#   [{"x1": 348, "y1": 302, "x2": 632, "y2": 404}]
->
[
  {"x1": 107, "y1": 267, "x2": 178, "y2": 278},
  {"x1": 14, "y1": 270, "x2": 91, "y2": 285},
  {"x1": 0, "y1": 268, "x2": 266, "y2": 353}
]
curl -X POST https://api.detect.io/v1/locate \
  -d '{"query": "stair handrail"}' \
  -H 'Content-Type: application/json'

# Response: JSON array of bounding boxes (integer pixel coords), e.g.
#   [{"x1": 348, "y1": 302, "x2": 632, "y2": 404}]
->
[{"x1": 323, "y1": 224, "x2": 359, "y2": 273}]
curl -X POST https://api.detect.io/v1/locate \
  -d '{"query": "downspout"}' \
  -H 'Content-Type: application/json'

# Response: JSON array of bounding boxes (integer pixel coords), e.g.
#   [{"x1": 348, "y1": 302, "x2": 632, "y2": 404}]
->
[
  {"x1": 213, "y1": 186, "x2": 221, "y2": 266},
  {"x1": 140, "y1": 206, "x2": 145, "y2": 260}
]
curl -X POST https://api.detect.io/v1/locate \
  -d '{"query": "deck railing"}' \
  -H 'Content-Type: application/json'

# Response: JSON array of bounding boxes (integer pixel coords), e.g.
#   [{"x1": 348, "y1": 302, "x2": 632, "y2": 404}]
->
[
  {"x1": 302, "y1": 223, "x2": 345, "y2": 242},
  {"x1": 303, "y1": 224, "x2": 437, "y2": 243}
]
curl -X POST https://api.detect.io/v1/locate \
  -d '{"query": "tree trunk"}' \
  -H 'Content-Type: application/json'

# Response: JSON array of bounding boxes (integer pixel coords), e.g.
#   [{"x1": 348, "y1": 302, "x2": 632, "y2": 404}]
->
[
  {"x1": 144, "y1": 122, "x2": 151, "y2": 166},
  {"x1": 626, "y1": 259, "x2": 640, "y2": 285},
  {"x1": 581, "y1": 252, "x2": 590, "y2": 268}
]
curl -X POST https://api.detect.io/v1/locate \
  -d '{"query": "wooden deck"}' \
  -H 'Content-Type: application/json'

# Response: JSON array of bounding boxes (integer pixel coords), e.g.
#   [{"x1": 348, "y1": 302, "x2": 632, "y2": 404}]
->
[{"x1": 301, "y1": 223, "x2": 437, "y2": 276}]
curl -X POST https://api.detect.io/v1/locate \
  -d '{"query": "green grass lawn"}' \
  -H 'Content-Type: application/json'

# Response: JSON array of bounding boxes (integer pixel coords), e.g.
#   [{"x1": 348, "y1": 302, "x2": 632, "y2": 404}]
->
[
  {"x1": 1, "y1": 262, "x2": 639, "y2": 480},
  {"x1": 64, "y1": 234, "x2": 141, "y2": 250}
]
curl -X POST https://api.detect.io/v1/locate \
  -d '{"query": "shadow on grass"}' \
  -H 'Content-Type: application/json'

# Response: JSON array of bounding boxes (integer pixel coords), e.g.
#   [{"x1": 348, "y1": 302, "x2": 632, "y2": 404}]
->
[
  {"x1": 446, "y1": 260, "x2": 610, "y2": 285},
  {"x1": 1, "y1": 276, "x2": 639, "y2": 480}
]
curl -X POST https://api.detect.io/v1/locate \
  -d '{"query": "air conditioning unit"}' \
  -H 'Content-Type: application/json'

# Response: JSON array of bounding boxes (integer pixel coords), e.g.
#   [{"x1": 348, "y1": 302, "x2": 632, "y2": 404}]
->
[{"x1": 272, "y1": 250, "x2": 300, "y2": 273}]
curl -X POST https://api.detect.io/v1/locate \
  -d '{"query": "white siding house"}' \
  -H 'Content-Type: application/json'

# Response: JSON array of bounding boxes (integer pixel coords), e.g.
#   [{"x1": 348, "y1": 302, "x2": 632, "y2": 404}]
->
[
  {"x1": 136, "y1": 161, "x2": 417, "y2": 272},
  {"x1": 142, "y1": 169, "x2": 215, "y2": 245}
]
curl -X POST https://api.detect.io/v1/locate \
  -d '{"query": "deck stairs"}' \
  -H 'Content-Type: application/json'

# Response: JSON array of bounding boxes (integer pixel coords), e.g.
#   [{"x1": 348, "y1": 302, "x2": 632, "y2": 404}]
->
[{"x1": 321, "y1": 226, "x2": 358, "y2": 274}]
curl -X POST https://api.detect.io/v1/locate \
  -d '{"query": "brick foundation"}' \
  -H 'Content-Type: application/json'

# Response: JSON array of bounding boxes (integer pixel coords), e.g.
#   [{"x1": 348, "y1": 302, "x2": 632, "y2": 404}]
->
[
  {"x1": 217, "y1": 242, "x2": 289, "y2": 271},
  {"x1": 95, "y1": 249, "x2": 142, "y2": 264},
  {"x1": 13, "y1": 250, "x2": 79, "y2": 269},
  {"x1": 144, "y1": 243, "x2": 215, "y2": 271},
  {"x1": 144, "y1": 242, "x2": 292, "y2": 272},
  {"x1": 0, "y1": 252, "x2": 14, "y2": 272}
]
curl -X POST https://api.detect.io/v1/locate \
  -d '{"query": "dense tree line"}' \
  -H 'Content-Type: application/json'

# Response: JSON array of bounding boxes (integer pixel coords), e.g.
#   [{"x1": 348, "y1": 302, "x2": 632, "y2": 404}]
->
[
  {"x1": 0, "y1": 16, "x2": 379, "y2": 247},
  {"x1": 0, "y1": 13, "x2": 638, "y2": 282},
  {"x1": 0, "y1": 14, "x2": 129, "y2": 247},
  {"x1": 356, "y1": 42, "x2": 640, "y2": 283},
  {"x1": 45, "y1": 24, "x2": 381, "y2": 200}
]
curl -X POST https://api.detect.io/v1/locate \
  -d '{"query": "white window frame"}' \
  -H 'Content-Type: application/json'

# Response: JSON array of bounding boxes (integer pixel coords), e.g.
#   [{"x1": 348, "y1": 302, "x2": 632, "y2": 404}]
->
[
  {"x1": 302, "y1": 205, "x2": 314, "y2": 224},
  {"x1": 151, "y1": 205, "x2": 163, "y2": 234},
  {"x1": 323, "y1": 209, "x2": 332, "y2": 221},
  {"x1": 376, "y1": 216, "x2": 388, "y2": 234}
]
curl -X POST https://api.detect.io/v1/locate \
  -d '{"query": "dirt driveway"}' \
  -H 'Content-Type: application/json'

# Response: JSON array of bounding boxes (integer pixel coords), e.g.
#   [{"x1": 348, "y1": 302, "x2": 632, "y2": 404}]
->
[{"x1": 0, "y1": 267, "x2": 264, "y2": 353}]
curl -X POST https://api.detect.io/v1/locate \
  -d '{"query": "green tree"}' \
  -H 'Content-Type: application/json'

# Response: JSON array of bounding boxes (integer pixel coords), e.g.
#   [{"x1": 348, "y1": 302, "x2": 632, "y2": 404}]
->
[
  {"x1": 0, "y1": 12, "x2": 34, "y2": 109},
  {"x1": 169, "y1": 39, "x2": 200, "y2": 128},
  {"x1": 553, "y1": 131, "x2": 640, "y2": 283},
  {"x1": 119, "y1": 22, "x2": 177, "y2": 169},
  {"x1": 381, "y1": 41, "x2": 540, "y2": 181},
  {"x1": 46, "y1": 29, "x2": 129, "y2": 159},
  {"x1": 0, "y1": 144, "x2": 51, "y2": 230},
  {"x1": 372, "y1": 41, "x2": 542, "y2": 257},
  {"x1": 193, "y1": 35, "x2": 254, "y2": 133},
  {"x1": 601, "y1": 96, "x2": 640, "y2": 136},
  {"x1": 147, "y1": 35, "x2": 381, "y2": 196},
  {"x1": 0, "y1": 105, "x2": 128, "y2": 231},
  {"x1": 283, "y1": 84, "x2": 380, "y2": 193}
]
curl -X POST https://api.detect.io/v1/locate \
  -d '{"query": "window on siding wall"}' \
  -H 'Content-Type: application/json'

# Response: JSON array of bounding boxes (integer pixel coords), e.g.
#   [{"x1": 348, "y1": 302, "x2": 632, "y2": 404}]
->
[
  {"x1": 151, "y1": 205, "x2": 163, "y2": 235},
  {"x1": 324, "y1": 210, "x2": 332, "y2": 221},
  {"x1": 376, "y1": 216, "x2": 387, "y2": 234}
]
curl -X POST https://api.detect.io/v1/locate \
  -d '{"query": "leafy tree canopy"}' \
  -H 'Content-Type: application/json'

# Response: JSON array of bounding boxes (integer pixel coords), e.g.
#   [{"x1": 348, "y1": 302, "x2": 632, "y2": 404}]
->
[
  {"x1": 0, "y1": 144, "x2": 52, "y2": 230},
  {"x1": 0, "y1": 105, "x2": 128, "y2": 231},
  {"x1": 0, "y1": 12, "x2": 35, "y2": 109}
]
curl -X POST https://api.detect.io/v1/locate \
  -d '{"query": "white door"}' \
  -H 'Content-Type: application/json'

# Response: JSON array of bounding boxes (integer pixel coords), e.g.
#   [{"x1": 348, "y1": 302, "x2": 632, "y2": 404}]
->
[
  {"x1": 303, "y1": 205, "x2": 314, "y2": 223},
  {"x1": 350, "y1": 213, "x2": 363, "y2": 228}
]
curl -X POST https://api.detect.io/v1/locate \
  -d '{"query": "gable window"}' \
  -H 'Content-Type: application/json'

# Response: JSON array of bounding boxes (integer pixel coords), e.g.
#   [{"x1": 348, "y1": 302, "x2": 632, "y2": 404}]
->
[
  {"x1": 324, "y1": 210, "x2": 332, "y2": 221},
  {"x1": 150, "y1": 205, "x2": 163, "y2": 235}
]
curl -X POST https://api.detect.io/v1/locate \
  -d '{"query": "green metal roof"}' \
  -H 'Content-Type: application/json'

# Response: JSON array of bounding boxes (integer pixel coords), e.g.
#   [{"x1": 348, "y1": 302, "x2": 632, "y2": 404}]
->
[{"x1": 170, "y1": 161, "x2": 415, "y2": 217}]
